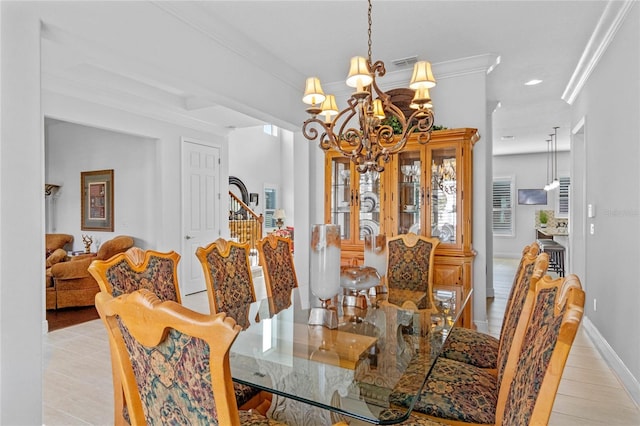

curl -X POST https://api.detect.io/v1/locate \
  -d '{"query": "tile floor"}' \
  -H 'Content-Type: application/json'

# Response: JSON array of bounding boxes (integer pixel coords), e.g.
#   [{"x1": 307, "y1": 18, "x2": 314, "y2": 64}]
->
[{"x1": 43, "y1": 259, "x2": 640, "y2": 425}]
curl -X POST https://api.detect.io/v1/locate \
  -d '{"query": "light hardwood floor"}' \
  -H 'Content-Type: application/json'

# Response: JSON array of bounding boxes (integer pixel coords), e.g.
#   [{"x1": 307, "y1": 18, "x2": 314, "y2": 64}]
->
[{"x1": 43, "y1": 259, "x2": 640, "y2": 425}]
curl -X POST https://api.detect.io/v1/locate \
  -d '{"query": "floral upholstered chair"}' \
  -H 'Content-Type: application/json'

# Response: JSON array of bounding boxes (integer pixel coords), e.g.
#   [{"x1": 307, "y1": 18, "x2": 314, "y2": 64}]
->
[
  {"x1": 386, "y1": 233, "x2": 440, "y2": 310},
  {"x1": 256, "y1": 234, "x2": 298, "y2": 315},
  {"x1": 196, "y1": 239, "x2": 257, "y2": 329},
  {"x1": 439, "y1": 242, "x2": 544, "y2": 371},
  {"x1": 389, "y1": 269, "x2": 584, "y2": 426},
  {"x1": 89, "y1": 247, "x2": 181, "y2": 301},
  {"x1": 196, "y1": 238, "x2": 267, "y2": 411},
  {"x1": 89, "y1": 247, "x2": 181, "y2": 425},
  {"x1": 95, "y1": 289, "x2": 284, "y2": 426}
]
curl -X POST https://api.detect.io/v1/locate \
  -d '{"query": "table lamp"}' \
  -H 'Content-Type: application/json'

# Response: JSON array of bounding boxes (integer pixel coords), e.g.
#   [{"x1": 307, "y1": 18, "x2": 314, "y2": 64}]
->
[{"x1": 274, "y1": 209, "x2": 286, "y2": 229}]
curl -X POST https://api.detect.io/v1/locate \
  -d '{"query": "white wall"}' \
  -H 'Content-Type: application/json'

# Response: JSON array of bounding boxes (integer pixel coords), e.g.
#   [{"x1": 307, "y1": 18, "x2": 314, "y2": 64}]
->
[
  {"x1": 570, "y1": 2, "x2": 640, "y2": 399},
  {"x1": 45, "y1": 120, "x2": 157, "y2": 250},
  {"x1": 44, "y1": 92, "x2": 227, "y2": 253},
  {"x1": 0, "y1": 5, "x2": 43, "y2": 423},
  {"x1": 493, "y1": 151, "x2": 570, "y2": 257},
  {"x1": 436, "y1": 69, "x2": 491, "y2": 331},
  {"x1": 228, "y1": 126, "x2": 285, "y2": 219}
]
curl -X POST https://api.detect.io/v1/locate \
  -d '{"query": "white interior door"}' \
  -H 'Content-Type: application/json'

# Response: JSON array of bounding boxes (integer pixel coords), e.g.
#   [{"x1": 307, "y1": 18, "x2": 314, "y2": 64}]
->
[{"x1": 181, "y1": 139, "x2": 221, "y2": 295}]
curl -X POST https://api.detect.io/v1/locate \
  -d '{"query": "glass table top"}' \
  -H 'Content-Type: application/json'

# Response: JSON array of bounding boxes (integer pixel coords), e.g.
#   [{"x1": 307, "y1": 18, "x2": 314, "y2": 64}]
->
[{"x1": 229, "y1": 287, "x2": 472, "y2": 425}]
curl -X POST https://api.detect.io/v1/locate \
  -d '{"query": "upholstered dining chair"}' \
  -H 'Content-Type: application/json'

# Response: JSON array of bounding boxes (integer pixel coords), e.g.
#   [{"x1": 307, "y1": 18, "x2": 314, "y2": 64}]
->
[
  {"x1": 439, "y1": 242, "x2": 544, "y2": 371},
  {"x1": 196, "y1": 238, "x2": 269, "y2": 412},
  {"x1": 390, "y1": 272, "x2": 585, "y2": 426},
  {"x1": 95, "y1": 289, "x2": 284, "y2": 426},
  {"x1": 386, "y1": 233, "x2": 440, "y2": 310},
  {"x1": 88, "y1": 247, "x2": 181, "y2": 301},
  {"x1": 256, "y1": 233, "x2": 298, "y2": 315},
  {"x1": 195, "y1": 238, "x2": 258, "y2": 329},
  {"x1": 88, "y1": 247, "x2": 181, "y2": 425}
]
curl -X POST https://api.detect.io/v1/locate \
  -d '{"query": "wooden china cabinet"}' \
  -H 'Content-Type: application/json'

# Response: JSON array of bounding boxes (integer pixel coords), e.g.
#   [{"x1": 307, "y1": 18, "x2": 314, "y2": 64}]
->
[{"x1": 324, "y1": 128, "x2": 479, "y2": 328}]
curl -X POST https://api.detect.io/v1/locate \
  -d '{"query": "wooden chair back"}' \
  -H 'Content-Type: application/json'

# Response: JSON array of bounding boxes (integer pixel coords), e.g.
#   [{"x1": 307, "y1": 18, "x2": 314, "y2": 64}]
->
[
  {"x1": 95, "y1": 289, "x2": 242, "y2": 426},
  {"x1": 88, "y1": 247, "x2": 181, "y2": 302},
  {"x1": 496, "y1": 274, "x2": 585, "y2": 425},
  {"x1": 195, "y1": 238, "x2": 257, "y2": 329},
  {"x1": 88, "y1": 247, "x2": 182, "y2": 425},
  {"x1": 386, "y1": 233, "x2": 440, "y2": 310},
  {"x1": 496, "y1": 251, "x2": 549, "y2": 383},
  {"x1": 498, "y1": 242, "x2": 540, "y2": 343},
  {"x1": 256, "y1": 234, "x2": 298, "y2": 314}
]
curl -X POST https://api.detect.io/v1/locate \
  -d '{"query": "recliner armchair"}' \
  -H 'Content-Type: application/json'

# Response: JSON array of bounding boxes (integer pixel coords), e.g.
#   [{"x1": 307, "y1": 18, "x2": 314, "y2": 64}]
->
[
  {"x1": 45, "y1": 234, "x2": 74, "y2": 309},
  {"x1": 49, "y1": 235, "x2": 134, "y2": 309}
]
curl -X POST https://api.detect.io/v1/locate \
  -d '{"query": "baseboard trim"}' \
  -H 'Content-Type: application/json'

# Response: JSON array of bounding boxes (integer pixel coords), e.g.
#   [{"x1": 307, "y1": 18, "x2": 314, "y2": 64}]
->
[{"x1": 582, "y1": 316, "x2": 640, "y2": 409}]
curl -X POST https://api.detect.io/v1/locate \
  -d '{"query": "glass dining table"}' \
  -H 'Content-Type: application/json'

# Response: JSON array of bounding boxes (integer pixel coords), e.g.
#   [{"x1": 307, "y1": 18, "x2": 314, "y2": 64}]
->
[{"x1": 229, "y1": 286, "x2": 472, "y2": 425}]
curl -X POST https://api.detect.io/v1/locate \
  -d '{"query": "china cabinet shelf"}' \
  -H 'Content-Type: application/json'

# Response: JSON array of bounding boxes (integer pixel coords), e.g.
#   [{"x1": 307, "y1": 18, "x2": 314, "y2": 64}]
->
[{"x1": 324, "y1": 128, "x2": 479, "y2": 329}]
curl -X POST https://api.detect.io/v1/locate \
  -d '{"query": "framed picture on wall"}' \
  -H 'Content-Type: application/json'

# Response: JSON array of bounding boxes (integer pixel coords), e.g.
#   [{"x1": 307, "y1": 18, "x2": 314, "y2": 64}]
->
[{"x1": 81, "y1": 169, "x2": 114, "y2": 231}]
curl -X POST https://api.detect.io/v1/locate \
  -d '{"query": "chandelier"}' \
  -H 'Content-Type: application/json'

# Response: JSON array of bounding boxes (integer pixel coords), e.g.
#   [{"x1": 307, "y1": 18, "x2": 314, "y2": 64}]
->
[{"x1": 301, "y1": 0, "x2": 436, "y2": 173}]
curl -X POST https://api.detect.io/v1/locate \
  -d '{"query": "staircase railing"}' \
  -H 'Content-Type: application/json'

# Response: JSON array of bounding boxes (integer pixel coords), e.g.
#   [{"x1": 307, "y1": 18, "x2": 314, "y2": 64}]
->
[{"x1": 229, "y1": 192, "x2": 263, "y2": 259}]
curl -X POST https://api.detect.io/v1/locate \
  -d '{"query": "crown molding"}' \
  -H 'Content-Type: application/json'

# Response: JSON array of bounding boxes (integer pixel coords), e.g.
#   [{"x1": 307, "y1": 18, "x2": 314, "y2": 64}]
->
[
  {"x1": 562, "y1": 0, "x2": 636, "y2": 105},
  {"x1": 323, "y1": 53, "x2": 499, "y2": 98}
]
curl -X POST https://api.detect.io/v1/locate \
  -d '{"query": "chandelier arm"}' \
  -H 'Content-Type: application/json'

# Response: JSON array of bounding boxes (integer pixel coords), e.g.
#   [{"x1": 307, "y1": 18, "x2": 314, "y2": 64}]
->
[
  {"x1": 303, "y1": 117, "x2": 340, "y2": 152},
  {"x1": 335, "y1": 97, "x2": 362, "y2": 140},
  {"x1": 405, "y1": 109, "x2": 435, "y2": 144},
  {"x1": 370, "y1": 59, "x2": 387, "y2": 79}
]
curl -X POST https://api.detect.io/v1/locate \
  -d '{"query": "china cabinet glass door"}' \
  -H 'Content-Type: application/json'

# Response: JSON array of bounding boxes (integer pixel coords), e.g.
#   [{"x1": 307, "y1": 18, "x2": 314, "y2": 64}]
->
[
  {"x1": 330, "y1": 157, "x2": 352, "y2": 241},
  {"x1": 429, "y1": 145, "x2": 458, "y2": 246},
  {"x1": 358, "y1": 170, "x2": 382, "y2": 242},
  {"x1": 397, "y1": 150, "x2": 423, "y2": 235}
]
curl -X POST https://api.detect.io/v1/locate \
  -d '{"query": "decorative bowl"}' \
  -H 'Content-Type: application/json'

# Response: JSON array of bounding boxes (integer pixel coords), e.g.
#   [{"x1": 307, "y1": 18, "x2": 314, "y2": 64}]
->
[{"x1": 340, "y1": 265, "x2": 381, "y2": 290}]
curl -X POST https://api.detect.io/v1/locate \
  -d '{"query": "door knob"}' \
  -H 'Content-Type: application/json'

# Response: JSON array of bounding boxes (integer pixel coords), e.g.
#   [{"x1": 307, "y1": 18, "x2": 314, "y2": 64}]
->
[{"x1": 185, "y1": 235, "x2": 193, "y2": 240}]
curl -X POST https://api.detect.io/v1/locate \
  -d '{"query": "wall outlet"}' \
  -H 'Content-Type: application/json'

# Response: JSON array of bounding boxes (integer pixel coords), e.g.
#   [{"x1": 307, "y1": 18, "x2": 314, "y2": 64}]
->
[
  {"x1": 593, "y1": 298, "x2": 597, "y2": 311},
  {"x1": 590, "y1": 223, "x2": 595, "y2": 235}
]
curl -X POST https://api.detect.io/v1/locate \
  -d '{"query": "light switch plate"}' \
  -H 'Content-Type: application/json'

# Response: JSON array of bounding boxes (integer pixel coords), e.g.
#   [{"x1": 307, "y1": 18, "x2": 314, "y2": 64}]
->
[{"x1": 587, "y1": 204, "x2": 596, "y2": 218}]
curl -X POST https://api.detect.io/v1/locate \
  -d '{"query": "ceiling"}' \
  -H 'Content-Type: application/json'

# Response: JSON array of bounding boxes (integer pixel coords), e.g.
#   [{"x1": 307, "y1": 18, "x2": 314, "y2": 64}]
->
[{"x1": 41, "y1": 1, "x2": 610, "y2": 155}]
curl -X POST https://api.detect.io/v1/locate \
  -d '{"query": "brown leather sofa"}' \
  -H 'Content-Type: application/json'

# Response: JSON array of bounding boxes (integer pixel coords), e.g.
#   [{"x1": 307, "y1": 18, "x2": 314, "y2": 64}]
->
[{"x1": 49, "y1": 235, "x2": 134, "y2": 309}]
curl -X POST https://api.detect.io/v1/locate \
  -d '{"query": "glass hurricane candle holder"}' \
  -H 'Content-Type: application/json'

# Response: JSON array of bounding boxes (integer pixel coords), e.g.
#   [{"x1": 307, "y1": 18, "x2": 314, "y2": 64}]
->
[
  {"x1": 364, "y1": 234, "x2": 387, "y2": 296},
  {"x1": 309, "y1": 224, "x2": 341, "y2": 329},
  {"x1": 340, "y1": 265, "x2": 380, "y2": 312}
]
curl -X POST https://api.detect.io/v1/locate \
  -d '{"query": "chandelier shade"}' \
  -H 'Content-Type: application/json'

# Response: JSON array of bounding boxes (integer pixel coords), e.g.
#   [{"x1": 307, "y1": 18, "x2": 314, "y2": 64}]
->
[
  {"x1": 346, "y1": 56, "x2": 373, "y2": 90},
  {"x1": 409, "y1": 61, "x2": 436, "y2": 89},
  {"x1": 320, "y1": 95, "x2": 339, "y2": 122},
  {"x1": 302, "y1": 77, "x2": 326, "y2": 112},
  {"x1": 411, "y1": 87, "x2": 432, "y2": 109},
  {"x1": 301, "y1": 0, "x2": 437, "y2": 173}
]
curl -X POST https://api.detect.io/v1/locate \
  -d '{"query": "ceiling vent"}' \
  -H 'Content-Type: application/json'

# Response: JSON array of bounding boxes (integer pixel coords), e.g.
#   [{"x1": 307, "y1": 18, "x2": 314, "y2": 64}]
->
[{"x1": 391, "y1": 56, "x2": 418, "y2": 68}]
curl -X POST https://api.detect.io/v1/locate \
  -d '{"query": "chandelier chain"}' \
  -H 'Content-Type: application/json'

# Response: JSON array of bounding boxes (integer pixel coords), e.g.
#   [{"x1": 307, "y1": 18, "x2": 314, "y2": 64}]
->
[{"x1": 367, "y1": 0, "x2": 372, "y2": 63}]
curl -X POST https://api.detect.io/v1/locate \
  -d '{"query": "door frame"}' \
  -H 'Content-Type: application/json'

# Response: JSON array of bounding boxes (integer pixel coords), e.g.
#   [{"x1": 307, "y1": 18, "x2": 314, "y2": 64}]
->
[{"x1": 570, "y1": 117, "x2": 587, "y2": 290}]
